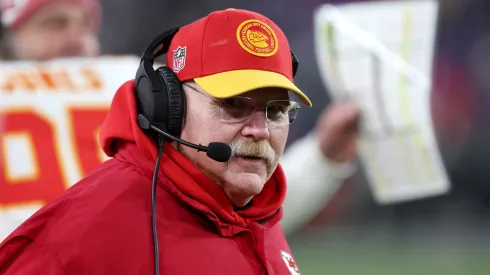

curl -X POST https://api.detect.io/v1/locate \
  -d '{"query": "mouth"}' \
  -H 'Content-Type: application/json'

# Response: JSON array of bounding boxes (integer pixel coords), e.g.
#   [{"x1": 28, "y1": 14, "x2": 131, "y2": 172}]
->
[
  {"x1": 234, "y1": 154, "x2": 264, "y2": 161},
  {"x1": 233, "y1": 155, "x2": 267, "y2": 166},
  {"x1": 232, "y1": 156, "x2": 266, "y2": 170}
]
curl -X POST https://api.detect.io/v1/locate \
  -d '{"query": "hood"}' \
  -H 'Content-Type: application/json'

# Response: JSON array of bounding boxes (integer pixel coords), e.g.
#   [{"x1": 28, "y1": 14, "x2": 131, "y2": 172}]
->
[{"x1": 99, "y1": 80, "x2": 287, "y2": 228}]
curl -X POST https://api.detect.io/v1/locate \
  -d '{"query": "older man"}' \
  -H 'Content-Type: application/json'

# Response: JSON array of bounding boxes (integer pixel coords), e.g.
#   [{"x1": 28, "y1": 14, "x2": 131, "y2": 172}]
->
[
  {"x1": 0, "y1": 8, "x2": 343, "y2": 274},
  {"x1": 0, "y1": 0, "x2": 100, "y2": 60}
]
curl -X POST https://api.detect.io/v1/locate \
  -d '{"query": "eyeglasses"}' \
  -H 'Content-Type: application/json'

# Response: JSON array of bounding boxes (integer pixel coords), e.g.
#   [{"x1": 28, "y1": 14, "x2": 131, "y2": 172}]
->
[{"x1": 183, "y1": 84, "x2": 300, "y2": 128}]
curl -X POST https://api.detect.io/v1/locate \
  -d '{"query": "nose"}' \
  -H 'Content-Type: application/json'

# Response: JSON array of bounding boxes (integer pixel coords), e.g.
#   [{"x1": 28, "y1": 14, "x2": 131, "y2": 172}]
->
[
  {"x1": 60, "y1": 24, "x2": 99, "y2": 57},
  {"x1": 240, "y1": 111, "x2": 270, "y2": 141},
  {"x1": 61, "y1": 34, "x2": 90, "y2": 56}
]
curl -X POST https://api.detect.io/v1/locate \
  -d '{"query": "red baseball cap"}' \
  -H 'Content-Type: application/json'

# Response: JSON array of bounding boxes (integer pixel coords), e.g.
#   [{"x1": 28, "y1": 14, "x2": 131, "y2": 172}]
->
[{"x1": 166, "y1": 8, "x2": 312, "y2": 107}]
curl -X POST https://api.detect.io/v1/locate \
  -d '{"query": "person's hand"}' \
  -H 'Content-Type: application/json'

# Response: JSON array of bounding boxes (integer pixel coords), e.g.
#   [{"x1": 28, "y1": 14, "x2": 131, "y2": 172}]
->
[{"x1": 315, "y1": 102, "x2": 360, "y2": 163}]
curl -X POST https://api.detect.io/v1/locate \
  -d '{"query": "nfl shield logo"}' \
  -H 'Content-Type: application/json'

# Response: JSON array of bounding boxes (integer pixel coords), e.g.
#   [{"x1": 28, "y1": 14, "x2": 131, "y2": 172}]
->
[
  {"x1": 173, "y1": 46, "x2": 187, "y2": 73},
  {"x1": 280, "y1": 250, "x2": 301, "y2": 275}
]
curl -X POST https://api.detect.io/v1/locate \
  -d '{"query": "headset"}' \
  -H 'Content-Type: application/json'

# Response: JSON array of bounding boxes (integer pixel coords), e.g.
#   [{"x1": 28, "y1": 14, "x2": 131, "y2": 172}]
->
[{"x1": 134, "y1": 26, "x2": 299, "y2": 275}]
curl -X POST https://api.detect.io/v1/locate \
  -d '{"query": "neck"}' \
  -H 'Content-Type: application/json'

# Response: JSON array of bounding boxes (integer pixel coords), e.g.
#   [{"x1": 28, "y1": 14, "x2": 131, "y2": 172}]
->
[
  {"x1": 228, "y1": 194, "x2": 253, "y2": 208},
  {"x1": 233, "y1": 200, "x2": 253, "y2": 211}
]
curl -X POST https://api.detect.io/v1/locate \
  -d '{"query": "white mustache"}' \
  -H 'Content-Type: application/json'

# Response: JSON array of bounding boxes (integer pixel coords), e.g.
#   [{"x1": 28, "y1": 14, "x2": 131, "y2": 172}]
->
[{"x1": 229, "y1": 139, "x2": 277, "y2": 165}]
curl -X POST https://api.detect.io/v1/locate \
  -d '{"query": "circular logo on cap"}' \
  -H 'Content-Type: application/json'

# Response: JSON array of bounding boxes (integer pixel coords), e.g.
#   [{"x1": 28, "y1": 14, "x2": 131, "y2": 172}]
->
[{"x1": 236, "y1": 19, "x2": 278, "y2": 57}]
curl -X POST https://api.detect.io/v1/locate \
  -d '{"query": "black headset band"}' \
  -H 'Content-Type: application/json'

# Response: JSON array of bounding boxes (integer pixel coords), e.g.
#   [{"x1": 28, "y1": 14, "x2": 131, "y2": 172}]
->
[
  {"x1": 136, "y1": 27, "x2": 180, "y2": 93},
  {"x1": 142, "y1": 27, "x2": 180, "y2": 61}
]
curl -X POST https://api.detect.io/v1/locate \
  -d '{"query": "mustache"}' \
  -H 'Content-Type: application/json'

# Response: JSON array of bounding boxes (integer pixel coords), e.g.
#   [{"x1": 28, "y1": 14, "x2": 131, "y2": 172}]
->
[{"x1": 229, "y1": 139, "x2": 277, "y2": 165}]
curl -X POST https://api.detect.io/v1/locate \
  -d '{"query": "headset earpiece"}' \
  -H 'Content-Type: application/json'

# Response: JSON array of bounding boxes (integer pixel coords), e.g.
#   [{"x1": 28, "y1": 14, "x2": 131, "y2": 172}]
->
[
  {"x1": 155, "y1": 67, "x2": 185, "y2": 137},
  {"x1": 135, "y1": 27, "x2": 185, "y2": 139}
]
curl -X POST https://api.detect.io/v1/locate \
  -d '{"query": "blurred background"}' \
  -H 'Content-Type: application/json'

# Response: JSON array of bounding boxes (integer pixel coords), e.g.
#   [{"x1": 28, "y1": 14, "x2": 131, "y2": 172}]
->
[{"x1": 2, "y1": 0, "x2": 490, "y2": 274}]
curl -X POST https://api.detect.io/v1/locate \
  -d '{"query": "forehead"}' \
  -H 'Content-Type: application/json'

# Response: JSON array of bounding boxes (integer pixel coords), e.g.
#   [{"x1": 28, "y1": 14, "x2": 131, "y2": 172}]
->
[
  {"x1": 28, "y1": 2, "x2": 90, "y2": 22},
  {"x1": 240, "y1": 87, "x2": 290, "y2": 101}
]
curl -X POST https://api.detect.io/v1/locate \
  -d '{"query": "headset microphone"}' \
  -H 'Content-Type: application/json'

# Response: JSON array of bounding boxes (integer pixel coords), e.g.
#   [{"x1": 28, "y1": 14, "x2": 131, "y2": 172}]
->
[{"x1": 137, "y1": 114, "x2": 232, "y2": 162}]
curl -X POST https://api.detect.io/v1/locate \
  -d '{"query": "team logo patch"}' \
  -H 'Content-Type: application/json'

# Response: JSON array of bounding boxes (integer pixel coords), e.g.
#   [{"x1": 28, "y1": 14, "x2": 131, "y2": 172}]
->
[
  {"x1": 280, "y1": 250, "x2": 301, "y2": 275},
  {"x1": 236, "y1": 19, "x2": 278, "y2": 57},
  {"x1": 172, "y1": 46, "x2": 187, "y2": 73}
]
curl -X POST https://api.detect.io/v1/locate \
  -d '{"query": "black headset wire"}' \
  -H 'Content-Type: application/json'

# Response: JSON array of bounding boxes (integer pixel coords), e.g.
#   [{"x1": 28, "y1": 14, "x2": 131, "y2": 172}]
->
[{"x1": 152, "y1": 135, "x2": 165, "y2": 275}]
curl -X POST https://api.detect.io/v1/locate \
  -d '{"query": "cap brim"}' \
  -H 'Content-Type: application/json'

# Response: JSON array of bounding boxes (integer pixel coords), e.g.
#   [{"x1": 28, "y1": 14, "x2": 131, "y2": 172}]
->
[{"x1": 193, "y1": 70, "x2": 312, "y2": 107}]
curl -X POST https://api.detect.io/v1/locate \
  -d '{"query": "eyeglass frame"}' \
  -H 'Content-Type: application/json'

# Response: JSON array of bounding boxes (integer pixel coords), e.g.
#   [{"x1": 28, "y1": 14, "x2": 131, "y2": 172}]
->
[{"x1": 182, "y1": 83, "x2": 301, "y2": 128}]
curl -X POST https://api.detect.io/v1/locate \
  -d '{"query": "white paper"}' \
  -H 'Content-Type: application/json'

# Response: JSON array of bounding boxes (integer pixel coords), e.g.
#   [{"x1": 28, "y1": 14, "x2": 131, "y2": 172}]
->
[{"x1": 313, "y1": 0, "x2": 451, "y2": 204}]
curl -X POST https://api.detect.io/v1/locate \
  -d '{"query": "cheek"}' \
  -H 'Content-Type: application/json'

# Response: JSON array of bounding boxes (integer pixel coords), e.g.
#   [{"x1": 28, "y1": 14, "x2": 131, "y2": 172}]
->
[
  {"x1": 182, "y1": 110, "x2": 238, "y2": 145},
  {"x1": 270, "y1": 128, "x2": 289, "y2": 156},
  {"x1": 181, "y1": 112, "x2": 214, "y2": 144},
  {"x1": 83, "y1": 33, "x2": 100, "y2": 56},
  {"x1": 208, "y1": 124, "x2": 241, "y2": 144},
  {"x1": 179, "y1": 113, "x2": 230, "y2": 179},
  {"x1": 15, "y1": 32, "x2": 57, "y2": 59}
]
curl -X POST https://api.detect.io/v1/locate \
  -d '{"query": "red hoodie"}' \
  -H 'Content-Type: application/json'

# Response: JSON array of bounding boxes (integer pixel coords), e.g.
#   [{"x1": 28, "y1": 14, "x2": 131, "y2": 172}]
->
[{"x1": 0, "y1": 80, "x2": 301, "y2": 275}]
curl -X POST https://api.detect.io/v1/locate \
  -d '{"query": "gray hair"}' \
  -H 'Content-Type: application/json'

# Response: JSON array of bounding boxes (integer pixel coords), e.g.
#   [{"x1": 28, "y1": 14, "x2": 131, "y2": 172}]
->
[{"x1": 229, "y1": 139, "x2": 277, "y2": 165}]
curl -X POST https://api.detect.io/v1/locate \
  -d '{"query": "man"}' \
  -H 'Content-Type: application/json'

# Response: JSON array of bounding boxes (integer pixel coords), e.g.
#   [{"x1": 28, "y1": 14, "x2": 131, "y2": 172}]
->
[
  {"x1": 0, "y1": 0, "x2": 100, "y2": 60},
  {"x1": 0, "y1": 8, "x2": 357, "y2": 274}
]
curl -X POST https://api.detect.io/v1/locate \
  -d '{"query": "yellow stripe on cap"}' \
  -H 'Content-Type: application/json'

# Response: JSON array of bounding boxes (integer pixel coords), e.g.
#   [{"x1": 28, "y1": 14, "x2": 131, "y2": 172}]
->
[{"x1": 193, "y1": 69, "x2": 312, "y2": 107}]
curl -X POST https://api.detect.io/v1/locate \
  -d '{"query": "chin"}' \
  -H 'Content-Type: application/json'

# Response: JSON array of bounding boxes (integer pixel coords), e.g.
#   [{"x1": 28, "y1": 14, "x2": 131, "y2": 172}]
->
[{"x1": 224, "y1": 172, "x2": 267, "y2": 204}]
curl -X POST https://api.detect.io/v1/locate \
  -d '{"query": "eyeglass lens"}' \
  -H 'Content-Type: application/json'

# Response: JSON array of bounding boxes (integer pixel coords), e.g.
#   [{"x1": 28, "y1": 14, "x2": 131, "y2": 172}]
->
[{"x1": 218, "y1": 96, "x2": 300, "y2": 126}]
